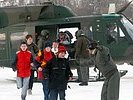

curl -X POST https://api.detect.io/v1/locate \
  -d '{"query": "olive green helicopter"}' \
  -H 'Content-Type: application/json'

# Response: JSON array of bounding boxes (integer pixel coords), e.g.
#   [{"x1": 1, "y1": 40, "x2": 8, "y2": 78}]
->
[{"x1": 0, "y1": 1, "x2": 133, "y2": 80}]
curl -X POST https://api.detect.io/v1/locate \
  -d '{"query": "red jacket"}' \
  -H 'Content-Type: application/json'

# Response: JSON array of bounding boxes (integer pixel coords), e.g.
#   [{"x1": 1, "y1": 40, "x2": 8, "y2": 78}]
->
[
  {"x1": 16, "y1": 50, "x2": 32, "y2": 77},
  {"x1": 35, "y1": 49, "x2": 53, "y2": 79},
  {"x1": 36, "y1": 49, "x2": 53, "y2": 68}
]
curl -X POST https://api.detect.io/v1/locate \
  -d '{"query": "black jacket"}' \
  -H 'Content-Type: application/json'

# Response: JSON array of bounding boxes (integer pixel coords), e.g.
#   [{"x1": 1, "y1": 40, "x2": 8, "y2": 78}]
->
[{"x1": 43, "y1": 57, "x2": 73, "y2": 90}]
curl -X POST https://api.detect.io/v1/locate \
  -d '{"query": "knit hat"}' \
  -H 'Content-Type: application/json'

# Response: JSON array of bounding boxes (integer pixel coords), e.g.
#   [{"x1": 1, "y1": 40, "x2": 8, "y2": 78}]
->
[
  {"x1": 44, "y1": 41, "x2": 52, "y2": 48},
  {"x1": 58, "y1": 46, "x2": 66, "y2": 53}
]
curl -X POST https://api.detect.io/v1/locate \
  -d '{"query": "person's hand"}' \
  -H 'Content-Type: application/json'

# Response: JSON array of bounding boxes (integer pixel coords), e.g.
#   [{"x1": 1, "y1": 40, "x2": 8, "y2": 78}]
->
[
  {"x1": 68, "y1": 77, "x2": 73, "y2": 81},
  {"x1": 38, "y1": 67, "x2": 42, "y2": 71},
  {"x1": 30, "y1": 63, "x2": 34, "y2": 67},
  {"x1": 12, "y1": 68, "x2": 16, "y2": 72}
]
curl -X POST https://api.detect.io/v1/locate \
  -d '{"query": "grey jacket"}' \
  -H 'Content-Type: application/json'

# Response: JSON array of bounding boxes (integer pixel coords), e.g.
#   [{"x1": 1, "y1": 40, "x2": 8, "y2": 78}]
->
[{"x1": 93, "y1": 45, "x2": 118, "y2": 78}]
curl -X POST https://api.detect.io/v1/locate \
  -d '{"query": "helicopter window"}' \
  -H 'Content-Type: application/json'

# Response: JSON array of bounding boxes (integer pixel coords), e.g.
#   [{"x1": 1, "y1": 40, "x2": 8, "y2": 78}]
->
[
  {"x1": 121, "y1": 16, "x2": 133, "y2": 40},
  {"x1": 0, "y1": 33, "x2": 6, "y2": 50},
  {"x1": 119, "y1": 27, "x2": 125, "y2": 37},
  {"x1": 11, "y1": 32, "x2": 28, "y2": 49}
]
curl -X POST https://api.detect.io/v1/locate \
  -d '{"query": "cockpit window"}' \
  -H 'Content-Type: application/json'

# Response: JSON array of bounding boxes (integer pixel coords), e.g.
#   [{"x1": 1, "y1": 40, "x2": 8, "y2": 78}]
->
[
  {"x1": 119, "y1": 27, "x2": 125, "y2": 37},
  {"x1": 121, "y1": 15, "x2": 133, "y2": 40}
]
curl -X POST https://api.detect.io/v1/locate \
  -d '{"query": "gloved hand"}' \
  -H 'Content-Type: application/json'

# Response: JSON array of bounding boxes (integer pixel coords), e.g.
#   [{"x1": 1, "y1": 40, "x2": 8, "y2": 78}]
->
[{"x1": 12, "y1": 67, "x2": 16, "y2": 72}]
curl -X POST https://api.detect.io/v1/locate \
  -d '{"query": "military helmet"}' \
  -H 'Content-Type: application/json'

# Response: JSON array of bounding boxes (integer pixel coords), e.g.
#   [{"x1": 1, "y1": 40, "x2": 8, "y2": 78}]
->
[
  {"x1": 41, "y1": 30, "x2": 49, "y2": 37},
  {"x1": 76, "y1": 29, "x2": 85, "y2": 37}
]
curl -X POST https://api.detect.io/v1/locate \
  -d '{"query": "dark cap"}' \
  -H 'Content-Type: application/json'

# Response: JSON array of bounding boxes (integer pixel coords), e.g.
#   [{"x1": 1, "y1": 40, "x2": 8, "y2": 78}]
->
[
  {"x1": 88, "y1": 40, "x2": 98, "y2": 50},
  {"x1": 44, "y1": 41, "x2": 52, "y2": 48}
]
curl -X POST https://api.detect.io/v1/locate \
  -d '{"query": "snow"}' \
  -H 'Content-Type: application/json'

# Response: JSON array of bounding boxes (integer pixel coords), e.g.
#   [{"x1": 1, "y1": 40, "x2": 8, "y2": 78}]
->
[{"x1": 0, "y1": 63, "x2": 133, "y2": 100}]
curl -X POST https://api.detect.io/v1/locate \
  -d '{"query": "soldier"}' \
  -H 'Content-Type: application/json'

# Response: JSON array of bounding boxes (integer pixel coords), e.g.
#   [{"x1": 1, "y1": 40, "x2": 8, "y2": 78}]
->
[
  {"x1": 88, "y1": 40, "x2": 120, "y2": 100},
  {"x1": 37, "y1": 30, "x2": 50, "y2": 50},
  {"x1": 75, "y1": 29, "x2": 90, "y2": 86}
]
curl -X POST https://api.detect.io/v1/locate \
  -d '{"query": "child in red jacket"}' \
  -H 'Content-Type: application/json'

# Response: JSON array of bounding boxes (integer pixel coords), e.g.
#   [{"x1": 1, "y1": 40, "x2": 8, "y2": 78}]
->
[{"x1": 12, "y1": 41, "x2": 33, "y2": 100}]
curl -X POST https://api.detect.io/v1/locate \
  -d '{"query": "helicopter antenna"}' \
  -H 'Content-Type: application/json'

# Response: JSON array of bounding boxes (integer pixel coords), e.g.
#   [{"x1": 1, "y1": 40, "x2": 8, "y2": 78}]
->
[
  {"x1": 116, "y1": 0, "x2": 133, "y2": 14},
  {"x1": 108, "y1": 3, "x2": 116, "y2": 14}
]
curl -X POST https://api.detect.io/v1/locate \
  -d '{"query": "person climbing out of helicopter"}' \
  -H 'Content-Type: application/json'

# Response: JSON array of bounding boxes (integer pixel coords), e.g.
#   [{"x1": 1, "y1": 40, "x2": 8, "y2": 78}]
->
[{"x1": 57, "y1": 31, "x2": 72, "y2": 45}]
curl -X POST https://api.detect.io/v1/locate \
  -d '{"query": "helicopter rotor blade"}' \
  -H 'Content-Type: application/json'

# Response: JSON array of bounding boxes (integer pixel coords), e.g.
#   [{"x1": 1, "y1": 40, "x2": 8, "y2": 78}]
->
[{"x1": 116, "y1": 0, "x2": 133, "y2": 14}]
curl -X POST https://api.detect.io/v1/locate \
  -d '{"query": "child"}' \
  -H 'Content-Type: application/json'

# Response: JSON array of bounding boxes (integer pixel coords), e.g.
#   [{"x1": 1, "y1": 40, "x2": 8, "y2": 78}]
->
[
  {"x1": 35, "y1": 41, "x2": 53, "y2": 100},
  {"x1": 12, "y1": 41, "x2": 33, "y2": 100},
  {"x1": 43, "y1": 45, "x2": 73, "y2": 100},
  {"x1": 51, "y1": 41, "x2": 69, "y2": 58},
  {"x1": 51, "y1": 41, "x2": 59, "y2": 55},
  {"x1": 25, "y1": 34, "x2": 39, "y2": 95}
]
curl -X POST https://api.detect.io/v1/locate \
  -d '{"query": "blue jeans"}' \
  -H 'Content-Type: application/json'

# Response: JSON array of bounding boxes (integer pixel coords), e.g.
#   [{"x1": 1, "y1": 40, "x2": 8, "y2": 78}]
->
[
  {"x1": 42, "y1": 79, "x2": 50, "y2": 100},
  {"x1": 49, "y1": 89, "x2": 66, "y2": 100}
]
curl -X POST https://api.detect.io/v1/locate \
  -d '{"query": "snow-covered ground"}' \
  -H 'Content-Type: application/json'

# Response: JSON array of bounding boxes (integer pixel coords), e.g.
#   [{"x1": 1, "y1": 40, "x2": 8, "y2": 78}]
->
[{"x1": 0, "y1": 63, "x2": 133, "y2": 100}]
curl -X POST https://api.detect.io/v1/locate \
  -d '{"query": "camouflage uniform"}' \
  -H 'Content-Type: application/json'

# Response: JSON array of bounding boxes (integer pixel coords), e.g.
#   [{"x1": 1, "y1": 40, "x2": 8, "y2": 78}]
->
[
  {"x1": 75, "y1": 30, "x2": 90, "y2": 85},
  {"x1": 37, "y1": 30, "x2": 50, "y2": 50},
  {"x1": 91, "y1": 45, "x2": 120, "y2": 100}
]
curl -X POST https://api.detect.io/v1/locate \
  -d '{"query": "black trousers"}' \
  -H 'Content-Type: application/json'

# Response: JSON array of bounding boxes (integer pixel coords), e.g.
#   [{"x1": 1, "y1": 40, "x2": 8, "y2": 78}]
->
[{"x1": 28, "y1": 70, "x2": 36, "y2": 90}]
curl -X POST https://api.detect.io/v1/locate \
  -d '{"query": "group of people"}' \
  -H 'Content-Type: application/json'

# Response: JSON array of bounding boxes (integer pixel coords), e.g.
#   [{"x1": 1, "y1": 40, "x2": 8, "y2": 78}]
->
[
  {"x1": 11, "y1": 29, "x2": 120, "y2": 100},
  {"x1": 11, "y1": 30, "x2": 73, "y2": 100}
]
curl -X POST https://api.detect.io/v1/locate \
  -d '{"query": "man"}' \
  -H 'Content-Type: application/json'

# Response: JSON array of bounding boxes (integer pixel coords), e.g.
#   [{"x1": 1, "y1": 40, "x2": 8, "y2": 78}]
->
[
  {"x1": 75, "y1": 29, "x2": 90, "y2": 86},
  {"x1": 25, "y1": 35, "x2": 39, "y2": 95},
  {"x1": 88, "y1": 40, "x2": 120, "y2": 100},
  {"x1": 37, "y1": 30, "x2": 50, "y2": 50}
]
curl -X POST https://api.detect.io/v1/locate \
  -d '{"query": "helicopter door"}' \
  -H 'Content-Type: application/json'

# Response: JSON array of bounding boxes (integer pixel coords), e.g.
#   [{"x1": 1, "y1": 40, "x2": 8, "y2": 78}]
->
[
  {"x1": 35, "y1": 25, "x2": 57, "y2": 44},
  {"x1": 0, "y1": 32, "x2": 8, "y2": 67}
]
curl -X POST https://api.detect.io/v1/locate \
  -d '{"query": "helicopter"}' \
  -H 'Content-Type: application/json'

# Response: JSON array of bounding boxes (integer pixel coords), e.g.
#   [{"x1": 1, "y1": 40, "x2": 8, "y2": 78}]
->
[{"x1": 0, "y1": 1, "x2": 133, "y2": 70}]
